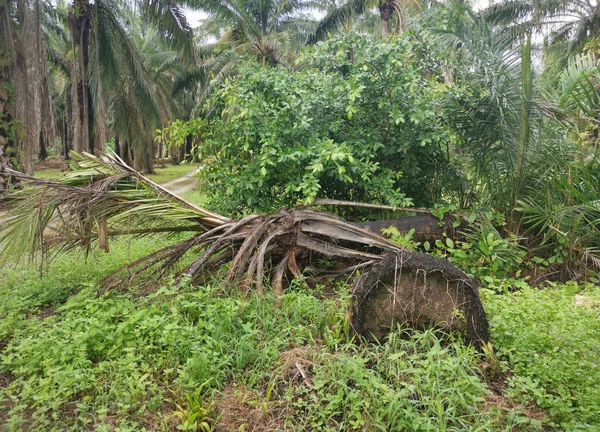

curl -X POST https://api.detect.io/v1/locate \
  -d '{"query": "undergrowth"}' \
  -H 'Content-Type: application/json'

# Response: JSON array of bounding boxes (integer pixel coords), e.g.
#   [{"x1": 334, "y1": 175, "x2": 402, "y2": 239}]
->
[{"x1": 0, "y1": 239, "x2": 599, "y2": 431}]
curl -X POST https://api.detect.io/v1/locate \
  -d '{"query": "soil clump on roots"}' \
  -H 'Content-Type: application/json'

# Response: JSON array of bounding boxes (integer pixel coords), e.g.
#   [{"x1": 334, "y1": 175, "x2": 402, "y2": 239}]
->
[{"x1": 351, "y1": 250, "x2": 489, "y2": 348}]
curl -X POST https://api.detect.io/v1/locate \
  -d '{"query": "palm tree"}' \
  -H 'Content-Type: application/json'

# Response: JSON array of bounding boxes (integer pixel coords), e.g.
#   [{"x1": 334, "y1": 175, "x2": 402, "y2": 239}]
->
[
  {"x1": 435, "y1": 12, "x2": 562, "y2": 231},
  {"x1": 65, "y1": 0, "x2": 194, "y2": 156},
  {"x1": 176, "y1": 0, "x2": 315, "y2": 114},
  {"x1": 483, "y1": 0, "x2": 600, "y2": 54},
  {"x1": 1, "y1": 152, "x2": 403, "y2": 289},
  {"x1": 1, "y1": 0, "x2": 56, "y2": 174},
  {"x1": 311, "y1": 0, "x2": 424, "y2": 42},
  {"x1": 1, "y1": 0, "x2": 194, "y2": 173},
  {"x1": 436, "y1": 8, "x2": 600, "y2": 274}
]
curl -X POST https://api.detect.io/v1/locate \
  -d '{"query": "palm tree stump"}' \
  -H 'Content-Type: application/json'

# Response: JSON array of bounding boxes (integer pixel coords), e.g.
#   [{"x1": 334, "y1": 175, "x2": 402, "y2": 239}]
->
[{"x1": 351, "y1": 251, "x2": 489, "y2": 348}]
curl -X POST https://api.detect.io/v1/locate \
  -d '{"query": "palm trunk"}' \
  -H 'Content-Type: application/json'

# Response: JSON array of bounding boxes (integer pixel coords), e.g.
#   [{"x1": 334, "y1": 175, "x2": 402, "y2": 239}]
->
[
  {"x1": 0, "y1": 3, "x2": 14, "y2": 196},
  {"x1": 70, "y1": 0, "x2": 92, "y2": 153},
  {"x1": 12, "y1": 0, "x2": 43, "y2": 174},
  {"x1": 114, "y1": 136, "x2": 120, "y2": 158},
  {"x1": 379, "y1": 1, "x2": 393, "y2": 38},
  {"x1": 38, "y1": 133, "x2": 47, "y2": 161},
  {"x1": 171, "y1": 143, "x2": 180, "y2": 165},
  {"x1": 38, "y1": 0, "x2": 56, "y2": 160},
  {"x1": 91, "y1": 4, "x2": 106, "y2": 153},
  {"x1": 184, "y1": 135, "x2": 192, "y2": 158},
  {"x1": 0, "y1": 68, "x2": 15, "y2": 198},
  {"x1": 144, "y1": 141, "x2": 154, "y2": 174},
  {"x1": 64, "y1": 83, "x2": 73, "y2": 159}
]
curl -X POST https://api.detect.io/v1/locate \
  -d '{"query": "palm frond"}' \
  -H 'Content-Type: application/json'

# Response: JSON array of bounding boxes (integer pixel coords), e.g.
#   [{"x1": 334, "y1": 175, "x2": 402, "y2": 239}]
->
[
  {"x1": 2, "y1": 153, "x2": 402, "y2": 292},
  {"x1": 1, "y1": 152, "x2": 229, "y2": 265},
  {"x1": 309, "y1": 0, "x2": 365, "y2": 44}
]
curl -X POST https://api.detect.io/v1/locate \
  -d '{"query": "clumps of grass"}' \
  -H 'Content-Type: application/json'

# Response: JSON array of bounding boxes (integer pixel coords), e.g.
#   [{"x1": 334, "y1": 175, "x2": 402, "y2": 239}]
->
[
  {"x1": 3, "y1": 239, "x2": 597, "y2": 431},
  {"x1": 1, "y1": 265, "x2": 541, "y2": 431},
  {"x1": 481, "y1": 282, "x2": 600, "y2": 429}
]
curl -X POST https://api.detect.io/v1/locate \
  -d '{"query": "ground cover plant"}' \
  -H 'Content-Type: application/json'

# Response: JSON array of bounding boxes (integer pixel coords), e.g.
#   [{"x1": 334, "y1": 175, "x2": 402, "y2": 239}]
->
[{"x1": 4, "y1": 239, "x2": 599, "y2": 431}]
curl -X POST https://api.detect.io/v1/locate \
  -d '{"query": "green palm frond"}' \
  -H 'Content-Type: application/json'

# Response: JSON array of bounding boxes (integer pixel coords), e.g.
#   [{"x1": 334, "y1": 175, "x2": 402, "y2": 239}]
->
[
  {"x1": 140, "y1": 0, "x2": 194, "y2": 59},
  {"x1": 557, "y1": 54, "x2": 600, "y2": 118},
  {"x1": 481, "y1": 0, "x2": 600, "y2": 55}
]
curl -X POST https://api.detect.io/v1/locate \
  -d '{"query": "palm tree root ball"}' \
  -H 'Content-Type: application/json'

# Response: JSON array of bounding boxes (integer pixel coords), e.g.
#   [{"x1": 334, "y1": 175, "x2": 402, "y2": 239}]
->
[{"x1": 351, "y1": 250, "x2": 489, "y2": 348}]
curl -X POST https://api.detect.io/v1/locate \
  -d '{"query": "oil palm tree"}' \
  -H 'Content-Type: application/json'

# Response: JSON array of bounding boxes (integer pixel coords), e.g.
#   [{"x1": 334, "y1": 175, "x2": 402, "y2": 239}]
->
[
  {"x1": 483, "y1": 0, "x2": 600, "y2": 54},
  {"x1": 310, "y1": 0, "x2": 424, "y2": 42},
  {"x1": 1, "y1": 0, "x2": 194, "y2": 173},
  {"x1": 435, "y1": 12, "x2": 563, "y2": 231},
  {"x1": 66, "y1": 0, "x2": 193, "y2": 156},
  {"x1": 175, "y1": 0, "x2": 315, "y2": 114},
  {"x1": 0, "y1": 0, "x2": 56, "y2": 174},
  {"x1": 1, "y1": 152, "x2": 403, "y2": 291},
  {"x1": 437, "y1": 9, "x2": 600, "y2": 274}
]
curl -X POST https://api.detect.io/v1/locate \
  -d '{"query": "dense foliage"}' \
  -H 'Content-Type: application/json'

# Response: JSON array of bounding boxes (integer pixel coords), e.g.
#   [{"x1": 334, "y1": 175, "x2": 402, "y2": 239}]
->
[{"x1": 198, "y1": 33, "x2": 460, "y2": 213}]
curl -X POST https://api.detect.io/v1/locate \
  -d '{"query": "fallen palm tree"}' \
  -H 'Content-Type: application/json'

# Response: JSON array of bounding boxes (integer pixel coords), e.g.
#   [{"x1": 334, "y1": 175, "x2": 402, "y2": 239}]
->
[{"x1": 0, "y1": 153, "x2": 488, "y2": 346}]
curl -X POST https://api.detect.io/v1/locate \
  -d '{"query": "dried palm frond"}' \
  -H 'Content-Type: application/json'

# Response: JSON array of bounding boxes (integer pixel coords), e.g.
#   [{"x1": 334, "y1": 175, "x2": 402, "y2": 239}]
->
[{"x1": 2, "y1": 152, "x2": 402, "y2": 293}]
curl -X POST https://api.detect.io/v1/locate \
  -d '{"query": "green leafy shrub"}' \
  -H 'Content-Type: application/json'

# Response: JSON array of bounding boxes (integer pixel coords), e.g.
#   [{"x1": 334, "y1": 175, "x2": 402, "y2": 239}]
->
[{"x1": 194, "y1": 32, "x2": 461, "y2": 214}]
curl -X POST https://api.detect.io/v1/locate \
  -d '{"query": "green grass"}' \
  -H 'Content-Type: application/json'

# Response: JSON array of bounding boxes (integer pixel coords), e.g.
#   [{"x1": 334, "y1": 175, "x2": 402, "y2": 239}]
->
[
  {"x1": 179, "y1": 189, "x2": 210, "y2": 207},
  {"x1": 481, "y1": 283, "x2": 600, "y2": 429},
  {"x1": 146, "y1": 164, "x2": 199, "y2": 184},
  {"x1": 1, "y1": 239, "x2": 598, "y2": 431}
]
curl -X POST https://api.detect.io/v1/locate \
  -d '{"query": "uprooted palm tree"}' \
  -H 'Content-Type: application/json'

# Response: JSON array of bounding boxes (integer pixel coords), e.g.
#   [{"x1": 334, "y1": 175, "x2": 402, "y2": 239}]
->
[{"x1": 1, "y1": 152, "x2": 489, "y2": 346}]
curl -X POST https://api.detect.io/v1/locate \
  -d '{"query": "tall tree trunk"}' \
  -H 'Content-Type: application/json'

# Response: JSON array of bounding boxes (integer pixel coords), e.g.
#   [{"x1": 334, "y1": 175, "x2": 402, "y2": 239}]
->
[
  {"x1": 0, "y1": 68, "x2": 15, "y2": 198},
  {"x1": 171, "y1": 143, "x2": 180, "y2": 165},
  {"x1": 379, "y1": 1, "x2": 393, "y2": 38},
  {"x1": 11, "y1": 0, "x2": 43, "y2": 173},
  {"x1": 1, "y1": 3, "x2": 14, "y2": 196},
  {"x1": 64, "y1": 83, "x2": 73, "y2": 159},
  {"x1": 2, "y1": 0, "x2": 53, "y2": 174},
  {"x1": 91, "y1": 4, "x2": 106, "y2": 154},
  {"x1": 144, "y1": 141, "x2": 154, "y2": 174},
  {"x1": 121, "y1": 139, "x2": 131, "y2": 166},
  {"x1": 38, "y1": 133, "x2": 47, "y2": 161},
  {"x1": 69, "y1": 0, "x2": 92, "y2": 154},
  {"x1": 114, "y1": 136, "x2": 120, "y2": 159},
  {"x1": 38, "y1": 0, "x2": 55, "y2": 160},
  {"x1": 184, "y1": 135, "x2": 192, "y2": 159}
]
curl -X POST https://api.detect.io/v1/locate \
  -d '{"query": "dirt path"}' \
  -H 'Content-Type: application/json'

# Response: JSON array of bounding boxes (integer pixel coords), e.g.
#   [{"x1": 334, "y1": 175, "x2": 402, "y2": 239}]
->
[{"x1": 160, "y1": 168, "x2": 199, "y2": 196}]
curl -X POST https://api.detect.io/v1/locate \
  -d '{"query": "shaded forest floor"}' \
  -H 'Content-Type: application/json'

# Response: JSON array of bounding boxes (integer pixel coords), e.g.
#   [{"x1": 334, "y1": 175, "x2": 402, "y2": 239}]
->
[{"x1": 1, "y1": 235, "x2": 599, "y2": 431}]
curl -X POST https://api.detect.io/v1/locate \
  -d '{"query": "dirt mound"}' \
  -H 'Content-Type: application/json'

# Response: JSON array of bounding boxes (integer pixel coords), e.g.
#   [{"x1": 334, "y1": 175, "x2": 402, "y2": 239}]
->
[{"x1": 351, "y1": 250, "x2": 489, "y2": 348}]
